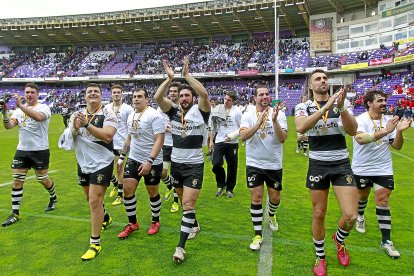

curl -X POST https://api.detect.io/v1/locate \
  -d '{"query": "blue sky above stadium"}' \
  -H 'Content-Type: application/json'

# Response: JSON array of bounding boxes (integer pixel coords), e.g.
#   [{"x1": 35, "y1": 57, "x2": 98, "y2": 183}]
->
[{"x1": 0, "y1": 0, "x2": 212, "y2": 19}]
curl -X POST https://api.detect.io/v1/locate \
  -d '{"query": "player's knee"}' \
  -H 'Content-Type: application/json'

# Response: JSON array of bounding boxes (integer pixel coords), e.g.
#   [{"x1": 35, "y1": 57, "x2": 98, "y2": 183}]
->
[
  {"x1": 88, "y1": 195, "x2": 102, "y2": 208},
  {"x1": 251, "y1": 193, "x2": 263, "y2": 204},
  {"x1": 36, "y1": 173, "x2": 49, "y2": 185},
  {"x1": 375, "y1": 197, "x2": 389, "y2": 207},
  {"x1": 313, "y1": 208, "x2": 327, "y2": 221},
  {"x1": 343, "y1": 211, "x2": 358, "y2": 225},
  {"x1": 181, "y1": 200, "x2": 195, "y2": 210},
  {"x1": 12, "y1": 173, "x2": 27, "y2": 185}
]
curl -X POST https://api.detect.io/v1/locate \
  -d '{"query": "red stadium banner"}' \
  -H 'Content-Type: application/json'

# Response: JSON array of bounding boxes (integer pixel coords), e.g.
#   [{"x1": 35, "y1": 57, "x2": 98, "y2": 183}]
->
[
  {"x1": 369, "y1": 57, "x2": 393, "y2": 66},
  {"x1": 310, "y1": 18, "x2": 332, "y2": 52},
  {"x1": 238, "y1": 70, "x2": 259, "y2": 76}
]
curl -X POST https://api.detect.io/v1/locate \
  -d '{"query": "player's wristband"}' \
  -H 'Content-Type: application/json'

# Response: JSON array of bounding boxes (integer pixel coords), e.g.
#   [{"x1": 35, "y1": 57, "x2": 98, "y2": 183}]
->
[
  {"x1": 319, "y1": 106, "x2": 327, "y2": 114},
  {"x1": 119, "y1": 150, "x2": 126, "y2": 160},
  {"x1": 338, "y1": 105, "x2": 346, "y2": 112},
  {"x1": 147, "y1": 156, "x2": 155, "y2": 164},
  {"x1": 84, "y1": 122, "x2": 89, "y2": 129}
]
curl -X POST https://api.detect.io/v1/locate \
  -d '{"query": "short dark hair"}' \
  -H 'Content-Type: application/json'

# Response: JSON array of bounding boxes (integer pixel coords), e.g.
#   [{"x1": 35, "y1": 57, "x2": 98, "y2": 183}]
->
[
  {"x1": 225, "y1": 91, "x2": 237, "y2": 101},
  {"x1": 309, "y1": 68, "x2": 328, "y2": 78},
  {"x1": 111, "y1": 84, "x2": 123, "y2": 91},
  {"x1": 86, "y1": 83, "x2": 102, "y2": 93},
  {"x1": 169, "y1": 82, "x2": 182, "y2": 91},
  {"x1": 210, "y1": 97, "x2": 218, "y2": 102},
  {"x1": 179, "y1": 84, "x2": 196, "y2": 98},
  {"x1": 363, "y1": 90, "x2": 388, "y2": 110},
  {"x1": 254, "y1": 84, "x2": 268, "y2": 96},
  {"x1": 24, "y1": 83, "x2": 39, "y2": 92},
  {"x1": 134, "y1": 87, "x2": 149, "y2": 98}
]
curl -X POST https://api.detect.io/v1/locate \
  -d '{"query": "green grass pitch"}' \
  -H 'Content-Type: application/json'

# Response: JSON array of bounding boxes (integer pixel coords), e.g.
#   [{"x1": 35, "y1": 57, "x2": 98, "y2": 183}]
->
[{"x1": 0, "y1": 115, "x2": 413, "y2": 275}]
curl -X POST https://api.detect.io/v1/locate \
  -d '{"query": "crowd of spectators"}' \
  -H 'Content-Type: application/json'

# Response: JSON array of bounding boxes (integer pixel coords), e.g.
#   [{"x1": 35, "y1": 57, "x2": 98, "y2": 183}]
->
[{"x1": 1, "y1": 39, "x2": 413, "y2": 78}]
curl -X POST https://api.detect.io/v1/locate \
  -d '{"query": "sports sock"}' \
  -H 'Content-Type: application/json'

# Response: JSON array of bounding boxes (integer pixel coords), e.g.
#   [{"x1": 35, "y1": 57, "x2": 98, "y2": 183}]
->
[
  {"x1": 178, "y1": 209, "x2": 195, "y2": 248},
  {"x1": 124, "y1": 195, "x2": 137, "y2": 224},
  {"x1": 376, "y1": 205, "x2": 391, "y2": 242},
  {"x1": 335, "y1": 226, "x2": 349, "y2": 244},
  {"x1": 11, "y1": 187, "x2": 23, "y2": 215},
  {"x1": 250, "y1": 203, "x2": 263, "y2": 236},
  {"x1": 313, "y1": 237, "x2": 325, "y2": 259},
  {"x1": 150, "y1": 194, "x2": 161, "y2": 222}
]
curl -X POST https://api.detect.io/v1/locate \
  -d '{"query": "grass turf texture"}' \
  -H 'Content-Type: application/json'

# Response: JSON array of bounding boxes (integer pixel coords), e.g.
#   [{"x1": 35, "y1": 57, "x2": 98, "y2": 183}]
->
[{"x1": 0, "y1": 115, "x2": 413, "y2": 275}]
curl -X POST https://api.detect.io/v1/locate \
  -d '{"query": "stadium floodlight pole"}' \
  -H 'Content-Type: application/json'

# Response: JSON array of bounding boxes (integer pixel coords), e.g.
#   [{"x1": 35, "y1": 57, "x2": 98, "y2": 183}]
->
[{"x1": 274, "y1": 0, "x2": 279, "y2": 100}]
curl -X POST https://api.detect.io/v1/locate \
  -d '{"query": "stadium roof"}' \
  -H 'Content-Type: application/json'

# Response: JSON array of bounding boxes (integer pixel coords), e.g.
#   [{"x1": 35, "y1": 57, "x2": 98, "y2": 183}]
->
[{"x1": 0, "y1": 0, "x2": 379, "y2": 46}]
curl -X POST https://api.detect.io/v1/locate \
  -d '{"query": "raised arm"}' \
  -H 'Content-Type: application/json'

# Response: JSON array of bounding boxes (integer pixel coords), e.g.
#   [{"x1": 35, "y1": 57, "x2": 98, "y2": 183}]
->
[
  {"x1": 354, "y1": 116, "x2": 398, "y2": 145},
  {"x1": 295, "y1": 93, "x2": 339, "y2": 134},
  {"x1": 182, "y1": 58, "x2": 210, "y2": 113},
  {"x1": 240, "y1": 109, "x2": 268, "y2": 142},
  {"x1": 391, "y1": 118, "x2": 411, "y2": 150},
  {"x1": 14, "y1": 94, "x2": 47, "y2": 121},
  {"x1": 154, "y1": 60, "x2": 174, "y2": 112},
  {"x1": 1, "y1": 104, "x2": 17, "y2": 129},
  {"x1": 337, "y1": 87, "x2": 357, "y2": 136},
  {"x1": 74, "y1": 111, "x2": 116, "y2": 144}
]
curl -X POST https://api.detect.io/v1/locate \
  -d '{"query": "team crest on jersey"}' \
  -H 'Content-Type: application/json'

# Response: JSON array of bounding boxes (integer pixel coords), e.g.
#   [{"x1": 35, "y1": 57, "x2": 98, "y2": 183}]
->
[
  {"x1": 97, "y1": 174, "x2": 104, "y2": 183},
  {"x1": 192, "y1": 178, "x2": 199, "y2": 187},
  {"x1": 333, "y1": 106, "x2": 339, "y2": 114},
  {"x1": 309, "y1": 107, "x2": 318, "y2": 113},
  {"x1": 345, "y1": 174, "x2": 354, "y2": 185},
  {"x1": 94, "y1": 118, "x2": 99, "y2": 124}
]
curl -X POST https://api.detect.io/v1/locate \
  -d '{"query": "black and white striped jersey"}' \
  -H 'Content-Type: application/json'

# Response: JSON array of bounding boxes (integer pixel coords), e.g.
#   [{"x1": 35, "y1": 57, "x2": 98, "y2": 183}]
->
[
  {"x1": 165, "y1": 105, "x2": 210, "y2": 164},
  {"x1": 295, "y1": 99, "x2": 353, "y2": 162}
]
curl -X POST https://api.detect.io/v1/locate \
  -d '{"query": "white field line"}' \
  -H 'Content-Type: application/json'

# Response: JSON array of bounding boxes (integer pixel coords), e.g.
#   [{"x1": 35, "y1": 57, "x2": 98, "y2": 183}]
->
[
  {"x1": 258, "y1": 197, "x2": 273, "y2": 276},
  {"x1": 391, "y1": 151, "x2": 414, "y2": 162}
]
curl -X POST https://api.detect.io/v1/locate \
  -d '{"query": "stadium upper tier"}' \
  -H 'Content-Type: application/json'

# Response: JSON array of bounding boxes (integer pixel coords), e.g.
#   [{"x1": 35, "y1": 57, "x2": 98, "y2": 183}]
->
[{"x1": 1, "y1": 37, "x2": 413, "y2": 79}]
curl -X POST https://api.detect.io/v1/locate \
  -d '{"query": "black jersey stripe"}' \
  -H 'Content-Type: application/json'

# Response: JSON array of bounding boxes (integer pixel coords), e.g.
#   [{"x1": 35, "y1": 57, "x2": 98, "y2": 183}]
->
[
  {"x1": 172, "y1": 134, "x2": 204, "y2": 149},
  {"x1": 309, "y1": 134, "x2": 346, "y2": 151}
]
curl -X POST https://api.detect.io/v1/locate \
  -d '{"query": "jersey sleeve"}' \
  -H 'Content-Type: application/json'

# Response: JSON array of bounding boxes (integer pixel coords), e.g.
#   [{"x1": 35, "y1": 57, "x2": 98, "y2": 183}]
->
[
  {"x1": 104, "y1": 110, "x2": 118, "y2": 129},
  {"x1": 152, "y1": 112, "x2": 166, "y2": 135},
  {"x1": 277, "y1": 111, "x2": 288, "y2": 131},
  {"x1": 295, "y1": 103, "x2": 308, "y2": 117},
  {"x1": 356, "y1": 115, "x2": 368, "y2": 133},
  {"x1": 235, "y1": 109, "x2": 242, "y2": 127},
  {"x1": 240, "y1": 111, "x2": 251, "y2": 129},
  {"x1": 38, "y1": 104, "x2": 51, "y2": 119},
  {"x1": 10, "y1": 109, "x2": 21, "y2": 123},
  {"x1": 344, "y1": 99, "x2": 354, "y2": 115}
]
